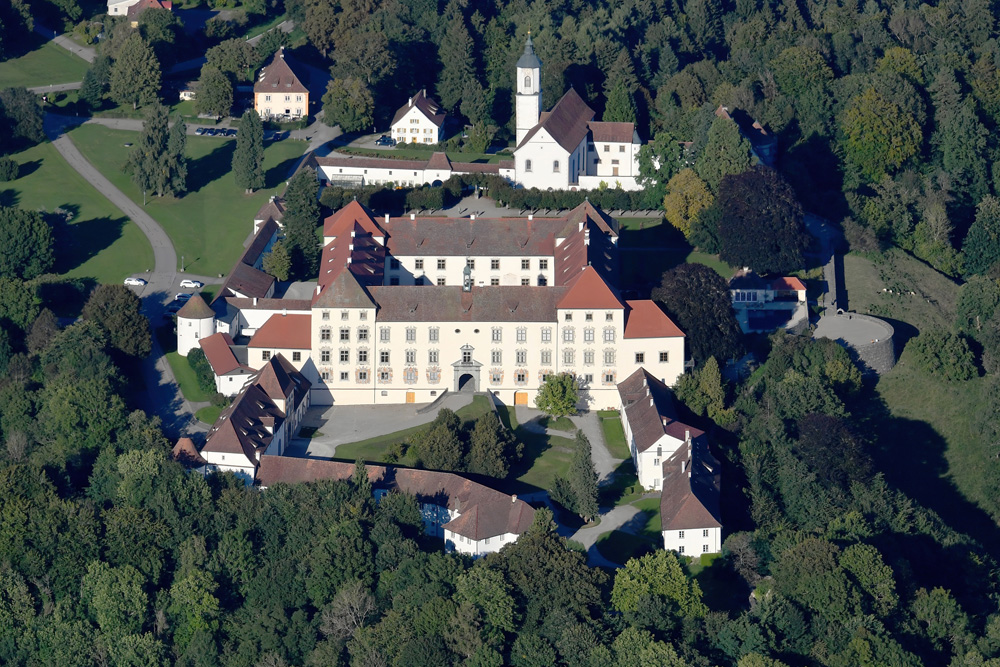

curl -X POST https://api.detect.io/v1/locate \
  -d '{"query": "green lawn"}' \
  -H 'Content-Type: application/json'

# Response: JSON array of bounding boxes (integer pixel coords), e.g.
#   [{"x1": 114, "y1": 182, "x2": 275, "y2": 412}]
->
[
  {"x1": 0, "y1": 141, "x2": 153, "y2": 284},
  {"x1": 597, "y1": 410, "x2": 630, "y2": 459},
  {"x1": 631, "y1": 497, "x2": 662, "y2": 541},
  {"x1": 0, "y1": 36, "x2": 89, "y2": 88},
  {"x1": 596, "y1": 530, "x2": 656, "y2": 565},
  {"x1": 68, "y1": 124, "x2": 306, "y2": 276},
  {"x1": 538, "y1": 415, "x2": 576, "y2": 432},
  {"x1": 196, "y1": 405, "x2": 223, "y2": 424},
  {"x1": 843, "y1": 250, "x2": 958, "y2": 330},
  {"x1": 166, "y1": 351, "x2": 214, "y2": 403}
]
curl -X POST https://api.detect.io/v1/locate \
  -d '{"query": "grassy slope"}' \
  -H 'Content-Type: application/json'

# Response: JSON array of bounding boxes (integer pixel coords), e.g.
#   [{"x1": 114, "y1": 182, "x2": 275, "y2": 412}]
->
[
  {"x1": 597, "y1": 410, "x2": 630, "y2": 459},
  {"x1": 0, "y1": 36, "x2": 89, "y2": 88},
  {"x1": 1, "y1": 141, "x2": 153, "y2": 284},
  {"x1": 845, "y1": 250, "x2": 998, "y2": 530},
  {"x1": 68, "y1": 124, "x2": 305, "y2": 276}
]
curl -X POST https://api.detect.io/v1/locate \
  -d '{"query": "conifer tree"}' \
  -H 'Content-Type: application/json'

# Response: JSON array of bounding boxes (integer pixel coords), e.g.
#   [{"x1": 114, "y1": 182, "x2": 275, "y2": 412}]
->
[
  {"x1": 124, "y1": 103, "x2": 168, "y2": 202},
  {"x1": 282, "y1": 167, "x2": 321, "y2": 279},
  {"x1": 195, "y1": 65, "x2": 233, "y2": 120},
  {"x1": 164, "y1": 117, "x2": 187, "y2": 197},
  {"x1": 262, "y1": 241, "x2": 291, "y2": 281},
  {"x1": 568, "y1": 430, "x2": 599, "y2": 522},
  {"x1": 695, "y1": 116, "x2": 753, "y2": 191},
  {"x1": 232, "y1": 109, "x2": 264, "y2": 194},
  {"x1": 436, "y1": 16, "x2": 476, "y2": 111},
  {"x1": 109, "y1": 33, "x2": 161, "y2": 110},
  {"x1": 80, "y1": 55, "x2": 111, "y2": 109},
  {"x1": 603, "y1": 79, "x2": 636, "y2": 123}
]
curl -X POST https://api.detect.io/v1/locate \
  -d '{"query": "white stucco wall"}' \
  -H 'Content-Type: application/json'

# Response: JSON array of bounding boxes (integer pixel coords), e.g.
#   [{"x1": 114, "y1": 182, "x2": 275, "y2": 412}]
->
[
  {"x1": 177, "y1": 315, "x2": 215, "y2": 357},
  {"x1": 384, "y1": 254, "x2": 555, "y2": 287},
  {"x1": 254, "y1": 91, "x2": 307, "y2": 120},
  {"x1": 662, "y1": 526, "x2": 721, "y2": 556},
  {"x1": 391, "y1": 104, "x2": 442, "y2": 144}
]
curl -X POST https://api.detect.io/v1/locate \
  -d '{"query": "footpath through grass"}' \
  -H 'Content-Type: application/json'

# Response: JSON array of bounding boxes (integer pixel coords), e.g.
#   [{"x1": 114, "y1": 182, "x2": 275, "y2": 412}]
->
[
  {"x1": 68, "y1": 124, "x2": 306, "y2": 276},
  {"x1": 1, "y1": 141, "x2": 153, "y2": 283},
  {"x1": 0, "y1": 35, "x2": 89, "y2": 88}
]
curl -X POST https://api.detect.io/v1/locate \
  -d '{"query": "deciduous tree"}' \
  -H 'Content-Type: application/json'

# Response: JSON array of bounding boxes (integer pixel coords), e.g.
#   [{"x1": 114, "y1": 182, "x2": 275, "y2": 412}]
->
[
  {"x1": 611, "y1": 550, "x2": 708, "y2": 616},
  {"x1": 534, "y1": 373, "x2": 578, "y2": 417},
  {"x1": 663, "y1": 168, "x2": 713, "y2": 238},
  {"x1": 262, "y1": 240, "x2": 291, "y2": 281},
  {"x1": 717, "y1": 166, "x2": 809, "y2": 275},
  {"x1": 652, "y1": 263, "x2": 744, "y2": 363},
  {"x1": 195, "y1": 65, "x2": 233, "y2": 120},
  {"x1": 0, "y1": 87, "x2": 43, "y2": 147},
  {"x1": 841, "y1": 88, "x2": 922, "y2": 182},
  {"x1": 417, "y1": 408, "x2": 465, "y2": 471},
  {"x1": 321, "y1": 77, "x2": 374, "y2": 133},
  {"x1": 0, "y1": 207, "x2": 54, "y2": 280},
  {"x1": 109, "y1": 33, "x2": 161, "y2": 110},
  {"x1": 205, "y1": 38, "x2": 257, "y2": 82},
  {"x1": 82, "y1": 285, "x2": 152, "y2": 358}
]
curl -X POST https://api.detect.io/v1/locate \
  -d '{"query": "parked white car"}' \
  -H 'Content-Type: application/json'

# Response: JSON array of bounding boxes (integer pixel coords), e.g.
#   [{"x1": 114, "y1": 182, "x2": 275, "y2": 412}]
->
[
  {"x1": 124, "y1": 277, "x2": 147, "y2": 286},
  {"x1": 179, "y1": 279, "x2": 204, "y2": 289}
]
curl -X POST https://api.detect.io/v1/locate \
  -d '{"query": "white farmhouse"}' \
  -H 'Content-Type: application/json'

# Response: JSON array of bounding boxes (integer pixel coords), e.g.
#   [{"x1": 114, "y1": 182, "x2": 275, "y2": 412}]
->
[
  {"x1": 390, "y1": 90, "x2": 446, "y2": 145},
  {"x1": 617, "y1": 367, "x2": 723, "y2": 555}
]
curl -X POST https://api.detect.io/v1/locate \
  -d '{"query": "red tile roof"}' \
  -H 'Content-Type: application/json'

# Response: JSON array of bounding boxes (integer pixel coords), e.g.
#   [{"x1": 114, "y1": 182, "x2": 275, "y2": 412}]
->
[
  {"x1": 177, "y1": 292, "x2": 214, "y2": 319},
  {"x1": 588, "y1": 121, "x2": 637, "y2": 143},
  {"x1": 255, "y1": 457, "x2": 535, "y2": 541},
  {"x1": 322, "y1": 199, "x2": 385, "y2": 239},
  {"x1": 254, "y1": 48, "x2": 307, "y2": 95},
  {"x1": 624, "y1": 300, "x2": 685, "y2": 339},
  {"x1": 557, "y1": 266, "x2": 623, "y2": 310},
  {"x1": 127, "y1": 0, "x2": 171, "y2": 20},
  {"x1": 248, "y1": 313, "x2": 311, "y2": 349},
  {"x1": 391, "y1": 89, "x2": 446, "y2": 128},
  {"x1": 255, "y1": 354, "x2": 312, "y2": 410},
  {"x1": 200, "y1": 332, "x2": 249, "y2": 376},
  {"x1": 172, "y1": 437, "x2": 207, "y2": 467},
  {"x1": 368, "y1": 285, "x2": 564, "y2": 322},
  {"x1": 426, "y1": 152, "x2": 451, "y2": 170},
  {"x1": 771, "y1": 276, "x2": 806, "y2": 291}
]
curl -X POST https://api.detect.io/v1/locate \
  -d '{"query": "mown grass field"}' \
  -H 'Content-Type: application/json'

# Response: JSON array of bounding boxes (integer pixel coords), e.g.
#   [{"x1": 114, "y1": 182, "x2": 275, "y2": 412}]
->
[
  {"x1": 68, "y1": 124, "x2": 306, "y2": 276},
  {"x1": 0, "y1": 35, "x2": 89, "y2": 88},
  {"x1": 0, "y1": 141, "x2": 153, "y2": 284}
]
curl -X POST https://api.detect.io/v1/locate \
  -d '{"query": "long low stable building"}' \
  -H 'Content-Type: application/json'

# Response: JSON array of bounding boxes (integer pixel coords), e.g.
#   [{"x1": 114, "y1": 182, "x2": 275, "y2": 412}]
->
[{"x1": 255, "y1": 457, "x2": 536, "y2": 557}]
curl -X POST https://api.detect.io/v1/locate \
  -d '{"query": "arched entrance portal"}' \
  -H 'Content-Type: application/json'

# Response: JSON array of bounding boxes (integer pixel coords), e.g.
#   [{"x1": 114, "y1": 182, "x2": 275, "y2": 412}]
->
[{"x1": 457, "y1": 373, "x2": 476, "y2": 392}]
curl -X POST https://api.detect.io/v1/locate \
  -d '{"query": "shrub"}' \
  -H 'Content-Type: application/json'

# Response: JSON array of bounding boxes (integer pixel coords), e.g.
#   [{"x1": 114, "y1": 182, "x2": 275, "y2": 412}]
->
[
  {"x1": 0, "y1": 157, "x2": 18, "y2": 182},
  {"x1": 908, "y1": 330, "x2": 977, "y2": 381},
  {"x1": 187, "y1": 348, "x2": 218, "y2": 394}
]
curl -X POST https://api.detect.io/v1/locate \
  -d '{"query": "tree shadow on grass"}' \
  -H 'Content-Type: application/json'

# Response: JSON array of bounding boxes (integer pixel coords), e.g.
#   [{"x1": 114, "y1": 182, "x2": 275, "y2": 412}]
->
[
  {"x1": 265, "y1": 155, "x2": 303, "y2": 189},
  {"x1": 53, "y1": 215, "x2": 128, "y2": 274},
  {"x1": 0, "y1": 188, "x2": 20, "y2": 208},
  {"x1": 186, "y1": 141, "x2": 238, "y2": 195},
  {"x1": 16, "y1": 159, "x2": 42, "y2": 179}
]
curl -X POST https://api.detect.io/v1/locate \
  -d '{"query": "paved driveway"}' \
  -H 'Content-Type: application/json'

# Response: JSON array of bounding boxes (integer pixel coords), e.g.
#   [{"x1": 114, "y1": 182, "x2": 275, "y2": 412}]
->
[{"x1": 286, "y1": 393, "x2": 475, "y2": 458}]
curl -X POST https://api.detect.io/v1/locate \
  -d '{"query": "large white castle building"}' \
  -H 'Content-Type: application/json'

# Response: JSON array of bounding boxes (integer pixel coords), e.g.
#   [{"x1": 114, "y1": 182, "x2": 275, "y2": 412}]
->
[
  {"x1": 309, "y1": 35, "x2": 643, "y2": 191},
  {"x1": 177, "y1": 199, "x2": 686, "y2": 409}
]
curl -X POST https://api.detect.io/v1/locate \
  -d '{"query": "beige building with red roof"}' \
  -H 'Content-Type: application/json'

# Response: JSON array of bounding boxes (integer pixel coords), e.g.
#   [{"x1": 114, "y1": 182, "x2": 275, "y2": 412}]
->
[
  {"x1": 390, "y1": 89, "x2": 446, "y2": 145},
  {"x1": 617, "y1": 367, "x2": 722, "y2": 555},
  {"x1": 306, "y1": 200, "x2": 684, "y2": 407},
  {"x1": 199, "y1": 332, "x2": 255, "y2": 394},
  {"x1": 254, "y1": 48, "x2": 308, "y2": 121},
  {"x1": 256, "y1": 457, "x2": 535, "y2": 557},
  {"x1": 729, "y1": 269, "x2": 808, "y2": 334}
]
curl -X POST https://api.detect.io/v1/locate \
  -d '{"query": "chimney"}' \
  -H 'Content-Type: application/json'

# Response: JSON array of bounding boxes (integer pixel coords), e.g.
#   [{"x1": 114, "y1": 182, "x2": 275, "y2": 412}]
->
[
  {"x1": 578, "y1": 222, "x2": 584, "y2": 231},
  {"x1": 662, "y1": 417, "x2": 667, "y2": 426},
  {"x1": 681, "y1": 459, "x2": 687, "y2": 473},
  {"x1": 408, "y1": 96, "x2": 413, "y2": 107},
  {"x1": 649, "y1": 397, "x2": 654, "y2": 407},
  {"x1": 511, "y1": 494, "x2": 517, "y2": 504},
  {"x1": 470, "y1": 214, "x2": 476, "y2": 220},
  {"x1": 410, "y1": 213, "x2": 415, "y2": 220},
  {"x1": 528, "y1": 213, "x2": 533, "y2": 221},
  {"x1": 685, "y1": 429, "x2": 691, "y2": 443},
  {"x1": 315, "y1": 285, "x2": 321, "y2": 295},
  {"x1": 385, "y1": 213, "x2": 389, "y2": 223},
  {"x1": 253, "y1": 297, "x2": 258, "y2": 306},
  {"x1": 282, "y1": 308, "x2": 287, "y2": 316}
]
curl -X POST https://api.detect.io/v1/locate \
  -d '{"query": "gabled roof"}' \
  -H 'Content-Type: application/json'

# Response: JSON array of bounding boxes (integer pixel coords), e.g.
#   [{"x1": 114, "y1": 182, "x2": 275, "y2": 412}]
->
[
  {"x1": 391, "y1": 89, "x2": 445, "y2": 128},
  {"x1": 225, "y1": 263, "x2": 276, "y2": 299},
  {"x1": 177, "y1": 293, "x2": 214, "y2": 319},
  {"x1": 314, "y1": 268, "x2": 376, "y2": 308},
  {"x1": 172, "y1": 437, "x2": 207, "y2": 468},
  {"x1": 255, "y1": 197, "x2": 285, "y2": 224},
  {"x1": 516, "y1": 88, "x2": 595, "y2": 152},
  {"x1": 322, "y1": 199, "x2": 384, "y2": 239},
  {"x1": 660, "y1": 441, "x2": 722, "y2": 531},
  {"x1": 588, "y1": 121, "x2": 637, "y2": 144},
  {"x1": 624, "y1": 300, "x2": 685, "y2": 339},
  {"x1": 772, "y1": 276, "x2": 806, "y2": 291},
  {"x1": 204, "y1": 383, "x2": 285, "y2": 465},
  {"x1": 426, "y1": 152, "x2": 452, "y2": 170},
  {"x1": 253, "y1": 354, "x2": 312, "y2": 409},
  {"x1": 561, "y1": 200, "x2": 619, "y2": 238},
  {"x1": 368, "y1": 285, "x2": 564, "y2": 322},
  {"x1": 254, "y1": 48, "x2": 307, "y2": 95},
  {"x1": 618, "y1": 368, "x2": 703, "y2": 453},
  {"x1": 248, "y1": 313, "x2": 312, "y2": 349},
  {"x1": 255, "y1": 457, "x2": 536, "y2": 541},
  {"x1": 557, "y1": 266, "x2": 623, "y2": 309},
  {"x1": 126, "y1": 0, "x2": 171, "y2": 20},
  {"x1": 200, "y1": 332, "x2": 251, "y2": 376},
  {"x1": 516, "y1": 34, "x2": 541, "y2": 69}
]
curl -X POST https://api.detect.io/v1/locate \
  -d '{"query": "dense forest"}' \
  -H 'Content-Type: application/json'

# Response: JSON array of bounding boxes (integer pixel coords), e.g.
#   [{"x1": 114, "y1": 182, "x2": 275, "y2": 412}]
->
[{"x1": 3, "y1": 0, "x2": 1000, "y2": 663}]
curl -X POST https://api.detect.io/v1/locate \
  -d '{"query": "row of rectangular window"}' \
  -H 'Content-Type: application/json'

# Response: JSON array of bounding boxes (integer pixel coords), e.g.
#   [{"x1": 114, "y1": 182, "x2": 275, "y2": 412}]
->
[
  {"x1": 319, "y1": 326, "x2": 625, "y2": 345},
  {"x1": 677, "y1": 545, "x2": 712, "y2": 554},
  {"x1": 399, "y1": 258, "x2": 552, "y2": 271},
  {"x1": 390, "y1": 276, "x2": 547, "y2": 286}
]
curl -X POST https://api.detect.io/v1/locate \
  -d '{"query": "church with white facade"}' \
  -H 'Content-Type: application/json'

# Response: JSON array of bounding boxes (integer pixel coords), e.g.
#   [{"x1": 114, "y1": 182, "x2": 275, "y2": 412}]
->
[{"x1": 309, "y1": 35, "x2": 643, "y2": 191}]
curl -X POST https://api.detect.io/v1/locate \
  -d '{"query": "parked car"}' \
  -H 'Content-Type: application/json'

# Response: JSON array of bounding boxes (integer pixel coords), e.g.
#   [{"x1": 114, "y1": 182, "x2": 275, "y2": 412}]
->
[
  {"x1": 123, "y1": 277, "x2": 147, "y2": 287},
  {"x1": 194, "y1": 127, "x2": 205, "y2": 136},
  {"x1": 174, "y1": 293, "x2": 192, "y2": 302},
  {"x1": 179, "y1": 279, "x2": 203, "y2": 289},
  {"x1": 205, "y1": 128, "x2": 217, "y2": 136},
  {"x1": 226, "y1": 129, "x2": 237, "y2": 137},
  {"x1": 375, "y1": 135, "x2": 396, "y2": 147}
]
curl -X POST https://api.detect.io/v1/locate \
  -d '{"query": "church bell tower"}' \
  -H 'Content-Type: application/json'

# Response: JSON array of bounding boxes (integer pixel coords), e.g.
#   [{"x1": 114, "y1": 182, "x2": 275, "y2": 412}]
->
[{"x1": 515, "y1": 33, "x2": 542, "y2": 147}]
